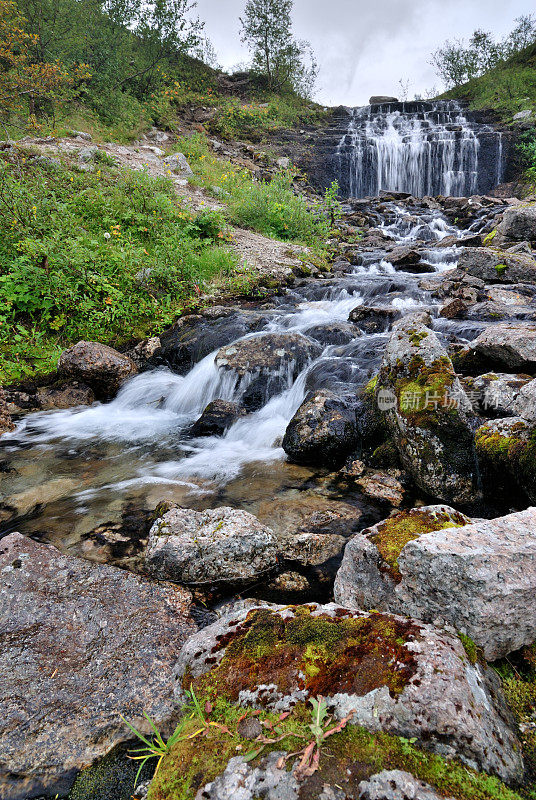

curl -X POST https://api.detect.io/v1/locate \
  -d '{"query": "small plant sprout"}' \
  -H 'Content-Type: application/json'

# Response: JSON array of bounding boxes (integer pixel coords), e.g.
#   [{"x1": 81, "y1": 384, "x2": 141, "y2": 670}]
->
[{"x1": 120, "y1": 689, "x2": 209, "y2": 786}]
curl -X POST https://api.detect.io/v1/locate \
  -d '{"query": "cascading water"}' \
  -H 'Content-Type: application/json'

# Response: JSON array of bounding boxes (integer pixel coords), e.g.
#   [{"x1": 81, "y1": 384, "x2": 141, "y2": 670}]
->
[{"x1": 335, "y1": 100, "x2": 505, "y2": 198}]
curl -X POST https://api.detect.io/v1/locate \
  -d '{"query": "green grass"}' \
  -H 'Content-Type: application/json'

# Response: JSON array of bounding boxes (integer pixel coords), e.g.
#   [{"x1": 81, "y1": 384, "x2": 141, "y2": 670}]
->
[
  {"x1": 0, "y1": 148, "x2": 254, "y2": 384},
  {"x1": 441, "y1": 42, "x2": 536, "y2": 121}
]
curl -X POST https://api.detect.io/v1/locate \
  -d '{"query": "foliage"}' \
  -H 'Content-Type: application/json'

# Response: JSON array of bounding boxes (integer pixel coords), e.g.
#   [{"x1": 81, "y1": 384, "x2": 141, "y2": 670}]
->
[
  {"x1": 148, "y1": 696, "x2": 529, "y2": 800},
  {"x1": 432, "y1": 14, "x2": 536, "y2": 88},
  {"x1": 0, "y1": 150, "x2": 248, "y2": 383},
  {"x1": 240, "y1": 0, "x2": 318, "y2": 96},
  {"x1": 0, "y1": 0, "x2": 89, "y2": 122}
]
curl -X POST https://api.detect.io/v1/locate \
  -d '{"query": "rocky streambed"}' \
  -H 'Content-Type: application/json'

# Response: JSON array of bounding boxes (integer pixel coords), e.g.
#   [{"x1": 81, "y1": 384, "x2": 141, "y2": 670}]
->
[{"x1": 3, "y1": 191, "x2": 536, "y2": 799}]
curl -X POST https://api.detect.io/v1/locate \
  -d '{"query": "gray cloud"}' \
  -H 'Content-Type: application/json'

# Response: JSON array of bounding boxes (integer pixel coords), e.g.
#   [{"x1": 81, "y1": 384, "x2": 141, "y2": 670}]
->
[{"x1": 196, "y1": 0, "x2": 535, "y2": 105}]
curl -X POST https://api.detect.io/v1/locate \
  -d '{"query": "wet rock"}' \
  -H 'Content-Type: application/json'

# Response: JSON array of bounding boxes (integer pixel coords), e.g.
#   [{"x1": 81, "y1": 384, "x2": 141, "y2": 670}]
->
[
  {"x1": 0, "y1": 388, "x2": 14, "y2": 435},
  {"x1": 512, "y1": 377, "x2": 536, "y2": 423},
  {"x1": 0, "y1": 533, "x2": 196, "y2": 800},
  {"x1": 349, "y1": 306, "x2": 401, "y2": 334},
  {"x1": 387, "y1": 247, "x2": 421, "y2": 267},
  {"x1": 395, "y1": 508, "x2": 536, "y2": 661},
  {"x1": 266, "y1": 571, "x2": 310, "y2": 595},
  {"x1": 282, "y1": 390, "x2": 360, "y2": 468},
  {"x1": 158, "y1": 310, "x2": 266, "y2": 374},
  {"x1": 282, "y1": 532, "x2": 347, "y2": 567},
  {"x1": 458, "y1": 247, "x2": 536, "y2": 284},
  {"x1": 145, "y1": 506, "x2": 278, "y2": 588},
  {"x1": 58, "y1": 341, "x2": 137, "y2": 398},
  {"x1": 190, "y1": 400, "x2": 246, "y2": 437},
  {"x1": 498, "y1": 204, "x2": 536, "y2": 242},
  {"x1": 358, "y1": 770, "x2": 451, "y2": 800},
  {"x1": 175, "y1": 603, "x2": 523, "y2": 783},
  {"x1": 439, "y1": 298, "x2": 467, "y2": 319},
  {"x1": 334, "y1": 505, "x2": 473, "y2": 614},
  {"x1": 375, "y1": 319, "x2": 481, "y2": 505},
  {"x1": 466, "y1": 300, "x2": 536, "y2": 321},
  {"x1": 487, "y1": 285, "x2": 536, "y2": 305},
  {"x1": 463, "y1": 323, "x2": 536, "y2": 372},
  {"x1": 216, "y1": 333, "x2": 321, "y2": 411},
  {"x1": 370, "y1": 96, "x2": 399, "y2": 104},
  {"x1": 475, "y1": 416, "x2": 536, "y2": 502},
  {"x1": 463, "y1": 372, "x2": 530, "y2": 417},
  {"x1": 4, "y1": 381, "x2": 95, "y2": 416},
  {"x1": 126, "y1": 337, "x2": 162, "y2": 370},
  {"x1": 0, "y1": 477, "x2": 81, "y2": 524},
  {"x1": 306, "y1": 322, "x2": 360, "y2": 346},
  {"x1": 354, "y1": 470, "x2": 407, "y2": 507}
]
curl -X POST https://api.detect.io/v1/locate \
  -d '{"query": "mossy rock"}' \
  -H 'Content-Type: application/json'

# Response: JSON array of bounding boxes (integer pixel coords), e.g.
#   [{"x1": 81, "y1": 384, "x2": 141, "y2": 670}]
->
[{"x1": 475, "y1": 417, "x2": 536, "y2": 502}]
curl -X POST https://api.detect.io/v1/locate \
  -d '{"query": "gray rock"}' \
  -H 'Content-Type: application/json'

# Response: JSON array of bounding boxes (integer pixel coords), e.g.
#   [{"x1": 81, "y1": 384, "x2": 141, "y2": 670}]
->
[
  {"x1": 58, "y1": 340, "x2": 138, "y2": 397},
  {"x1": 498, "y1": 204, "x2": 536, "y2": 242},
  {"x1": 396, "y1": 508, "x2": 536, "y2": 660},
  {"x1": 334, "y1": 505, "x2": 472, "y2": 613},
  {"x1": 163, "y1": 151, "x2": 192, "y2": 175},
  {"x1": 69, "y1": 130, "x2": 92, "y2": 140},
  {"x1": 78, "y1": 145, "x2": 98, "y2": 162},
  {"x1": 175, "y1": 603, "x2": 523, "y2": 783},
  {"x1": 0, "y1": 388, "x2": 14, "y2": 435},
  {"x1": 197, "y1": 752, "x2": 299, "y2": 800},
  {"x1": 306, "y1": 322, "x2": 360, "y2": 346},
  {"x1": 513, "y1": 377, "x2": 536, "y2": 422},
  {"x1": 276, "y1": 157, "x2": 291, "y2": 169},
  {"x1": 513, "y1": 110, "x2": 533, "y2": 122},
  {"x1": 349, "y1": 306, "x2": 401, "y2": 333},
  {"x1": 282, "y1": 389, "x2": 360, "y2": 467},
  {"x1": 354, "y1": 469, "x2": 406, "y2": 507},
  {"x1": 358, "y1": 770, "x2": 453, "y2": 800},
  {"x1": 464, "y1": 323, "x2": 536, "y2": 372},
  {"x1": 375, "y1": 319, "x2": 481, "y2": 505},
  {"x1": 0, "y1": 533, "x2": 196, "y2": 800},
  {"x1": 459, "y1": 246, "x2": 536, "y2": 283},
  {"x1": 464, "y1": 372, "x2": 530, "y2": 416},
  {"x1": 370, "y1": 96, "x2": 398, "y2": 104},
  {"x1": 475, "y1": 416, "x2": 536, "y2": 502},
  {"x1": 145, "y1": 506, "x2": 278, "y2": 587},
  {"x1": 215, "y1": 333, "x2": 321, "y2": 411}
]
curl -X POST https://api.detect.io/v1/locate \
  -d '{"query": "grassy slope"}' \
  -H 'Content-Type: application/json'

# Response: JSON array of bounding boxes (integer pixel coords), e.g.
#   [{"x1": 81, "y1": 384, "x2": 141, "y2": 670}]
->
[{"x1": 441, "y1": 42, "x2": 536, "y2": 121}]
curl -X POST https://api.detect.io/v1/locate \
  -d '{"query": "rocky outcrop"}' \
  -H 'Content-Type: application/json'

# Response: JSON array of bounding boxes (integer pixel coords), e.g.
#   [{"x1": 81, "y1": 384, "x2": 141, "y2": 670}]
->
[
  {"x1": 458, "y1": 247, "x2": 536, "y2": 284},
  {"x1": 175, "y1": 603, "x2": 523, "y2": 783},
  {"x1": 358, "y1": 771, "x2": 453, "y2": 800},
  {"x1": 282, "y1": 390, "x2": 360, "y2": 468},
  {"x1": 334, "y1": 505, "x2": 472, "y2": 613},
  {"x1": 58, "y1": 340, "x2": 137, "y2": 397},
  {"x1": 145, "y1": 505, "x2": 278, "y2": 588},
  {"x1": 0, "y1": 388, "x2": 14, "y2": 435},
  {"x1": 462, "y1": 323, "x2": 536, "y2": 373},
  {"x1": 190, "y1": 399, "x2": 246, "y2": 437},
  {"x1": 215, "y1": 333, "x2": 321, "y2": 411},
  {"x1": 395, "y1": 508, "x2": 536, "y2": 661},
  {"x1": 375, "y1": 319, "x2": 481, "y2": 505},
  {"x1": 0, "y1": 533, "x2": 196, "y2": 800},
  {"x1": 498, "y1": 204, "x2": 536, "y2": 242}
]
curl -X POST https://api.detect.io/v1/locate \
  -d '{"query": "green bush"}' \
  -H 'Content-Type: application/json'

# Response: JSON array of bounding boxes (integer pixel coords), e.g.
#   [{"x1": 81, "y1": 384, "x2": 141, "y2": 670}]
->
[{"x1": 0, "y1": 153, "x2": 240, "y2": 382}]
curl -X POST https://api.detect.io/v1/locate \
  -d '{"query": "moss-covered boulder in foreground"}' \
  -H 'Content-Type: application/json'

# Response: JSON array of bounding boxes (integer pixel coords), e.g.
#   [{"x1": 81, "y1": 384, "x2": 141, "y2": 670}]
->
[
  {"x1": 333, "y1": 504, "x2": 472, "y2": 612},
  {"x1": 173, "y1": 603, "x2": 523, "y2": 784}
]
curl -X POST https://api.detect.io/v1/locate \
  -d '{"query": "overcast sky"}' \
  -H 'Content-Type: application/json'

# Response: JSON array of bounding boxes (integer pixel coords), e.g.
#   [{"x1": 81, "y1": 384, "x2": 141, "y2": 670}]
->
[{"x1": 196, "y1": 0, "x2": 535, "y2": 106}]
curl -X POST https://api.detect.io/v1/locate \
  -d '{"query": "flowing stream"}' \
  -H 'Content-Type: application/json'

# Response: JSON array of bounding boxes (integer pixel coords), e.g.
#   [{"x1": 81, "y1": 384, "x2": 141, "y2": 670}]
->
[{"x1": 0, "y1": 202, "x2": 492, "y2": 567}]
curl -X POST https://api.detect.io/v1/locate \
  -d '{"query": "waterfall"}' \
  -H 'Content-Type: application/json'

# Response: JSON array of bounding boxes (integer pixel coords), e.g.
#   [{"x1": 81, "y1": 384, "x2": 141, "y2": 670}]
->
[{"x1": 335, "y1": 100, "x2": 505, "y2": 198}]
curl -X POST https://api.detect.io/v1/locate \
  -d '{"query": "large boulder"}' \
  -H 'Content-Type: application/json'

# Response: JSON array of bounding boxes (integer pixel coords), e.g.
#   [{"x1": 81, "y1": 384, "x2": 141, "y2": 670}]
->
[
  {"x1": 498, "y1": 204, "x2": 536, "y2": 242},
  {"x1": 58, "y1": 340, "x2": 137, "y2": 397},
  {"x1": 463, "y1": 323, "x2": 536, "y2": 373},
  {"x1": 0, "y1": 533, "x2": 196, "y2": 800},
  {"x1": 375, "y1": 319, "x2": 481, "y2": 505},
  {"x1": 175, "y1": 603, "x2": 523, "y2": 783},
  {"x1": 458, "y1": 247, "x2": 536, "y2": 284},
  {"x1": 0, "y1": 388, "x2": 14, "y2": 435},
  {"x1": 282, "y1": 389, "x2": 360, "y2": 468},
  {"x1": 215, "y1": 333, "x2": 320, "y2": 410},
  {"x1": 395, "y1": 508, "x2": 536, "y2": 661},
  {"x1": 334, "y1": 505, "x2": 472, "y2": 614},
  {"x1": 145, "y1": 505, "x2": 278, "y2": 588}
]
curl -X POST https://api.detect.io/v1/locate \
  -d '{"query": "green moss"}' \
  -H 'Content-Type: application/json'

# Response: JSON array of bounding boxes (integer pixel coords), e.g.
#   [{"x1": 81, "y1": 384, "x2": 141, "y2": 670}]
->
[
  {"x1": 494, "y1": 643, "x2": 536, "y2": 783},
  {"x1": 475, "y1": 423, "x2": 536, "y2": 500},
  {"x1": 387, "y1": 356, "x2": 461, "y2": 429},
  {"x1": 148, "y1": 698, "x2": 529, "y2": 800},
  {"x1": 183, "y1": 606, "x2": 421, "y2": 703},
  {"x1": 69, "y1": 742, "x2": 154, "y2": 800},
  {"x1": 365, "y1": 375, "x2": 378, "y2": 395},
  {"x1": 458, "y1": 633, "x2": 479, "y2": 665},
  {"x1": 408, "y1": 329, "x2": 429, "y2": 347},
  {"x1": 495, "y1": 263, "x2": 508, "y2": 276},
  {"x1": 368, "y1": 508, "x2": 470, "y2": 583}
]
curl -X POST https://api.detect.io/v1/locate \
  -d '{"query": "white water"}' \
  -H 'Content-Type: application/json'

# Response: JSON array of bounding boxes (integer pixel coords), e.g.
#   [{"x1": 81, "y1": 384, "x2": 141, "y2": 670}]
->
[{"x1": 336, "y1": 100, "x2": 504, "y2": 198}]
